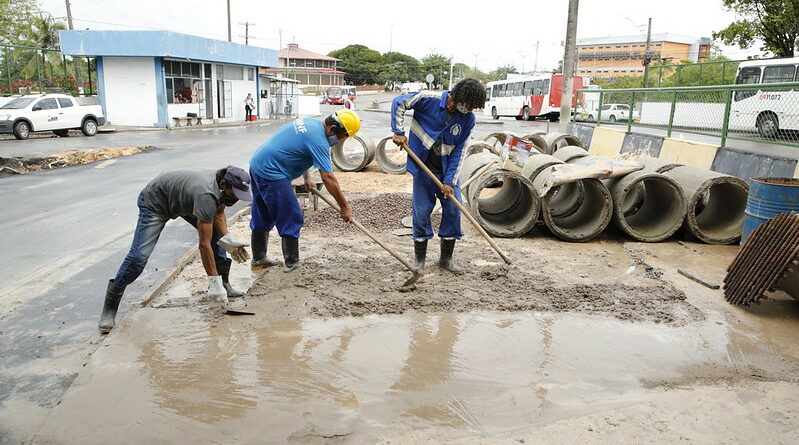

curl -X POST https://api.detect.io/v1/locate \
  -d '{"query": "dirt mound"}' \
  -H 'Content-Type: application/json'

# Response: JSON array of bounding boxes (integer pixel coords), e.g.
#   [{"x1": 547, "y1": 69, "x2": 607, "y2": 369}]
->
[
  {"x1": 0, "y1": 146, "x2": 152, "y2": 177},
  {"x1": 305, "y1": 193, "x2": 441, "y2": 234}
]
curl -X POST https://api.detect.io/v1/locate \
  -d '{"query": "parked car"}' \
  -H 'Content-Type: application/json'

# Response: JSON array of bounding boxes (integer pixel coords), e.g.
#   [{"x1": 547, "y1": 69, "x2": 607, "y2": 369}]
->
[
  {"x1": 586, "y1": 104, "x2": 637, "y2": 123},
  {"x1": 0, "y1": 94, "x2": 105, "y2": 140},
  {"x1": 399, "y1": 82, "x2": 427, "y2": 95}
]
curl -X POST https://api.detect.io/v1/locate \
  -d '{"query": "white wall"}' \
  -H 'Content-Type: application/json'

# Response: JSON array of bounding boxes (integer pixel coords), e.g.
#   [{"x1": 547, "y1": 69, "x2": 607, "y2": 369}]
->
[
  {"x1": 168, "y1": 103, "x2": 202, "y2": 124},
  {"x1": 102, "y1": 57, "x2": 158, "y2": 126}
]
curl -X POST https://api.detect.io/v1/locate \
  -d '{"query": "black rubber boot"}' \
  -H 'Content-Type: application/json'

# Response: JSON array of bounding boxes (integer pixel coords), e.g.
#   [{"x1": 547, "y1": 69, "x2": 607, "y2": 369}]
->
[
  {"x1": 414, "y1": 239, "x2": 428, "y2": 270},
  {"x1": 282, "y1": 237, "x2": 300, "y2": 272},
  {"x1": 216, "y1": 257, "x2": 245, "y2": 297},
  {"x1": 98, "y1": 279, "x2": 125, "y2": 334},
  {"x1": 250, "y1": 230, "x2": 278, "y2": 269},
  {"x1": 439, "y1": 239, "x2": 464, "y2": 274}
]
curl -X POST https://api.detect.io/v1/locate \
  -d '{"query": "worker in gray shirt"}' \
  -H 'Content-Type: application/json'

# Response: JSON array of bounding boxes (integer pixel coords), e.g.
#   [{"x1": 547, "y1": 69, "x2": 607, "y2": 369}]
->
[{"x1": 99, "y1": 166, "x2": 252, "y2": 333}]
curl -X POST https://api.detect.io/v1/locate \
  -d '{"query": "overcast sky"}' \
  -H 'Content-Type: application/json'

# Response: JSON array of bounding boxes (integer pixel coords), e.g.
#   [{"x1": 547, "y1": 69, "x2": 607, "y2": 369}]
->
[{"x1": 40, "y1": 0, "x2": 761, "y2": 71}]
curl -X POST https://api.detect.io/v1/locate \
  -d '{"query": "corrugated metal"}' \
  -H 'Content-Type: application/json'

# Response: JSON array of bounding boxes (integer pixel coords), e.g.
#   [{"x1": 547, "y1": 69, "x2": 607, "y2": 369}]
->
[{"x1": 102, "y1": 57, "x2": 158, "y2": 127}]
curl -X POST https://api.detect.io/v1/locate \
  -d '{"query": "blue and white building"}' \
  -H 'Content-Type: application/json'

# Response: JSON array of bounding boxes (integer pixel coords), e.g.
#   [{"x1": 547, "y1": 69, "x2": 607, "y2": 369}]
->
[{"x1": 59, "y1": 30, "x2": 278, "y2": 127}]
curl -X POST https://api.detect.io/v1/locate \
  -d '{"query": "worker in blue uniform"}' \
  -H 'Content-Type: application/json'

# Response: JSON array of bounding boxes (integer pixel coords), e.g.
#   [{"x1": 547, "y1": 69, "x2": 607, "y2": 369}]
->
[
  {"x1": 248, "y1": 109, "x2": 360, "y2": 272},
  {"x1": 390, "y1": 78, "x2": 487, "y2": 274}
]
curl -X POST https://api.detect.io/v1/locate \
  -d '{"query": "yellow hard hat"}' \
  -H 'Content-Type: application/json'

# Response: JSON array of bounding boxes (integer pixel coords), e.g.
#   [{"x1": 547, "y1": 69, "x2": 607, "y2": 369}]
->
[{"x1": 334, "y1": 109, "x2": 361, "y2": 137}]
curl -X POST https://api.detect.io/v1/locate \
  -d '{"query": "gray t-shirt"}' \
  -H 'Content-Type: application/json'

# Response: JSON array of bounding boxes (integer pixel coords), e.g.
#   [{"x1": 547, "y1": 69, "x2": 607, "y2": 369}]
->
[{"x1": 142, "y1": 169, "x2": 222, "y2": 222}]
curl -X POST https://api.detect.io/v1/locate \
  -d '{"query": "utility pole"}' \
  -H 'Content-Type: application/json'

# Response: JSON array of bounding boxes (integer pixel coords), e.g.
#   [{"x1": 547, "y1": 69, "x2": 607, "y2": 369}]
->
[
  {"x1": 389, "y1": 25, "x2": 394, "y2": 53},
  {"x1": 472, "y1": 52, "x2": 480, "y2": 73},
  {"x1": 534, "y1": 41, "x2": 540, "y2": 73},
  {"x1": 226, "y1": 0, "x2": 232, "y2": 42},
  {"x1": 642, "y1": 17, "x2": 653, "y2": 88},
  {"x1": 448, "y1": 58, "x2": 454, "y2": 90},
  {"x1": 559, "y1": 0, "x2": 579, "y2": 133},
  {"x1": 239, "y1": 22, "x2": 254, "y2": 45},
  {"x1": 64, "y1": 0, "x2": 84, "y2": 94}
]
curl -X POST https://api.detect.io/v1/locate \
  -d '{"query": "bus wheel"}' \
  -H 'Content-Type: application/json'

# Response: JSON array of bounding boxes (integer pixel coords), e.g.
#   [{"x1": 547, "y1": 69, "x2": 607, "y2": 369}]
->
[
  {"x1": 492, "y1": 107, "x2": 498, "y2": 120},
  {"x1": 523, "y1": 107, "x2": 531, "y2": 121},
  {"x1": 757, "y1": 113, "x2": 779, "y2": 138}
]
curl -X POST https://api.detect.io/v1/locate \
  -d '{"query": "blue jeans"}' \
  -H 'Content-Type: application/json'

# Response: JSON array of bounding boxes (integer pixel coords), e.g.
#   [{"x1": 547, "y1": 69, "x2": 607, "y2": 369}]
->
[
  {"x1": 412, "y1": 172, "x2": 462, "y2": 240},
  {"x1": 249, "y1": 171, "x2": 303, "y2": 239},
  {"x1": 112, "y1": 191, "x2": 226, "y2": 287}
]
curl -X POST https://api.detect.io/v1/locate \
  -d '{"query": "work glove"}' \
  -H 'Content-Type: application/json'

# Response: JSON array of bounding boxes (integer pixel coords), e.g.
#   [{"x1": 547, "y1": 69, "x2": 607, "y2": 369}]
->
[
  {"x1": 217, "y1": 234, "x2": 250, "y2": 264},
  {"x1": 206, "y1": 275, "x2": 228, "y2": 304}
]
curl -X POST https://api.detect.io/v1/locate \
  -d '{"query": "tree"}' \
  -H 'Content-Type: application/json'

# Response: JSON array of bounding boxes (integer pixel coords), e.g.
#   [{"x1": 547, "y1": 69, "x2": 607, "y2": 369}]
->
[
  {"x1": 553, "y1": 59, "x2": 563, "y2": 74},
  {"x1": 714, "y1": 0, "x2": 799, "y2": 57},
  {"x1": 489, "y1": 64, "x2": 519, "y2": 81},
  {"x1": 328, "y1": 44, "x2": 384, "y2": 85},
  {"x1": 15, "y1": 12, "x2": 67, "y2": 81},
  {"x1": 420, "y1": 53, "x2": 451, "y2": 88},
  {"x1": 0, "y1": 0, "x2": 38, "y2": 44},
  {"x1": 379, "y1": 51, "x2": 421, "y2": 85}
]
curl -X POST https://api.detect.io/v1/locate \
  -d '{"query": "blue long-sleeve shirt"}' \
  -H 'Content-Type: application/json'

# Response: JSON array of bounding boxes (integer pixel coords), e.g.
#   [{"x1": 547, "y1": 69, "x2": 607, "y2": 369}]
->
[{"x1": 391, "y1": 91, "x2": 475, "y2": 185}]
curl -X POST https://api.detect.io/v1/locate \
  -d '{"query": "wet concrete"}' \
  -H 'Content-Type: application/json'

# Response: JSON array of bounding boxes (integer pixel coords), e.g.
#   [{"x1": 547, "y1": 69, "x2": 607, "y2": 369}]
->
[{"x1": 30, "y1": 213, "x2": 799, "y2": 443}]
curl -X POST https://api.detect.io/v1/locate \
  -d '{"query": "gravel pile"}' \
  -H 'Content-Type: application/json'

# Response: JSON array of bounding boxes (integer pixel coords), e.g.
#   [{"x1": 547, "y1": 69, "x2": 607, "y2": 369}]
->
[{"x1": 305, "y1": 193, "x2": 442, "y2": 234}]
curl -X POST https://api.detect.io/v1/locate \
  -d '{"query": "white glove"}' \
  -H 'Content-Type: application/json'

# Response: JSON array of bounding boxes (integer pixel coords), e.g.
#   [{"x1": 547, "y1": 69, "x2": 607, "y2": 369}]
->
[
  {"x1": 217, "y1": 234, "x2": 250, "y2": 264},
  {"x1": 206, "y1": 275, "x2": 228, "y2": 304}
]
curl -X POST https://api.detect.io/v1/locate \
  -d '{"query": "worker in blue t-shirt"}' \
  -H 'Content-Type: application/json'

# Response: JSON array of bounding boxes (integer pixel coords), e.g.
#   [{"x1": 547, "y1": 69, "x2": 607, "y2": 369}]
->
[
  {"x1": 391, "y1": 78, "x2": 487, "y2": 274},
  {"x1": 249, "y1": 109, "x2": 360, "y2": 271}
]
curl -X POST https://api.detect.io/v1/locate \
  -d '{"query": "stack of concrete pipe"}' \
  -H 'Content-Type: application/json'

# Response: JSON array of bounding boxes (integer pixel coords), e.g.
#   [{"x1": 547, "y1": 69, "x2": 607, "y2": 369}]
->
[
  {"x1": 331, "y1": 134, "x2": 376, "y2": 172},
  {"x1": 456, "y1": 133, "x2": 748, "y2": 244}
]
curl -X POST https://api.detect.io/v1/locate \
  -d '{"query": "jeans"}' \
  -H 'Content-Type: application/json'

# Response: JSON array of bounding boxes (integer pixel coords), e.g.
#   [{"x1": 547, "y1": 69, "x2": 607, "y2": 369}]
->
[
  {"x1": 412, "y1": 172, "x2": 462, "y2": 241},
  {"x1": 249, "y1": 171, "x2": 303, "y2": 239},
  {"x1": 112, "y1": 191, "x2": 226, "y2": 287}
]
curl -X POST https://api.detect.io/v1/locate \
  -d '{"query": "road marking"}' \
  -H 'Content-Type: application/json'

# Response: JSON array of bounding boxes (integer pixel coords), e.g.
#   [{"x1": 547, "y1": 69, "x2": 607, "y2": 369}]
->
[{"x1": 95, "y1": 159, "x2": 117, "y2": 168}]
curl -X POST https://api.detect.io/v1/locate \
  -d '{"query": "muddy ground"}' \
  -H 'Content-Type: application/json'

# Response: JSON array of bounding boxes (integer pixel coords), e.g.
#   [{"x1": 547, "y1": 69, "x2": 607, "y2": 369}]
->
[
  {"x1": 31, "y1": 168, "x2": 799, "y2": 444},
  {"x1": 0, "y1": 145, "x2": 152, "y2": 177}
]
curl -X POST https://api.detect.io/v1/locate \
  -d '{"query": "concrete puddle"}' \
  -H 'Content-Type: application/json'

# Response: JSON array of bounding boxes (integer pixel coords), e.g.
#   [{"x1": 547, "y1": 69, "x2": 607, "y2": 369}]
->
[{"x1": 34, "y1": 306, "x2": 792, "y2": 443}]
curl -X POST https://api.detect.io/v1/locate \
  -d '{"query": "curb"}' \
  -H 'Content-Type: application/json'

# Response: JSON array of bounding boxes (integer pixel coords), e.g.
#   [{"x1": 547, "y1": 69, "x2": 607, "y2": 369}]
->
[{"x1": 137, "y1": 205, "x2": 252, "y2": 308}]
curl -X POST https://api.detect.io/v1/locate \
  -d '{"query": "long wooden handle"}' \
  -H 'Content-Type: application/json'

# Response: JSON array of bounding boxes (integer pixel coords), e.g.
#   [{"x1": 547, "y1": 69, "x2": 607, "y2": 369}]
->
[
  {"x1": 402, "y1": 144, "x2": 512, "y2": 265},
  {"x1": 309, "y1": 188, "x2": 418, "y2": 273}
]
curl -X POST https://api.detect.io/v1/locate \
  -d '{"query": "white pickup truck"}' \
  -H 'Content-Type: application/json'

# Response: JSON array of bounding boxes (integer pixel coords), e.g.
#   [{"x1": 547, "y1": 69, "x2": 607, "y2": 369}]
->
[{"x1": 0, "y1": 93, "x2": 105, "y2": 140}]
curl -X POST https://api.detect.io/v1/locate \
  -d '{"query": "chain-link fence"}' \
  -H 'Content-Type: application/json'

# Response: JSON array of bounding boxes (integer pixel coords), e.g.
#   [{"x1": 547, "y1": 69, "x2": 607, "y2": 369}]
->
[
  {"x1": 0, "y1": 44, "x2": 96, "y2": 96},
  {"x1": 643, "y1": 59, "x2": 743, "y2": 88},
  {"x1": 575, "y1": 82, "x2": 799, "y2": 148}
]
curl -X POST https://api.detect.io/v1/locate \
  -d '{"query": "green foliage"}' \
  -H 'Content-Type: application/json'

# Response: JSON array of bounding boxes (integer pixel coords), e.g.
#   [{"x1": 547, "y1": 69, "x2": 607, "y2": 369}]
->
[
  {"x1": 489, "y1": 64, "x2": 518, "y2": 81},
  {"x1": 0, "y1": 0, "x2": 38, "y2": 44},
  {"x1": 420, "y1": 53, "x2": 451, "y2": 88},
  {"x1": 379, "y1": 51, "x2": 420, "y2": 84},
  {"x1": 328, "y1": 44, "x2": 384, "y2": 85},
  {"x1": 714, "y1": 0, "x2": 799, "y2": 58}
]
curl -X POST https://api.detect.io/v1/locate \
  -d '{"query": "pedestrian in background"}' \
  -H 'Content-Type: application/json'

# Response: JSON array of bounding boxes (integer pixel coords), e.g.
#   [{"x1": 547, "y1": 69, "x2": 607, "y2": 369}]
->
[{"x1": 244, "y1": 93, "x2": 255, "y2": 121}]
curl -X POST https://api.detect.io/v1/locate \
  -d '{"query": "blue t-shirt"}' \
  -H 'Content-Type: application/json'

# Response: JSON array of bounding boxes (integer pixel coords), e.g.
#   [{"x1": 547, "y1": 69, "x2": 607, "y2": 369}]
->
[{"x1": 249, "y1": 118, "x2": 333, "y2": 180}]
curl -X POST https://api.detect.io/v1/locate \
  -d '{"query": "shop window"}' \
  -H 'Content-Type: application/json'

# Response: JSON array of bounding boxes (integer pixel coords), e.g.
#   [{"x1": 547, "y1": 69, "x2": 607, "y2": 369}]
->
[
  {"x1": 166, "y1": 60, "x2": 203, "y2": 104},
  {"x1": 248, "y1": 67, "x2": 255, "y2": 81},
  {"x1": 224, "y1": 66, "x2": 244, "y2": 80}
]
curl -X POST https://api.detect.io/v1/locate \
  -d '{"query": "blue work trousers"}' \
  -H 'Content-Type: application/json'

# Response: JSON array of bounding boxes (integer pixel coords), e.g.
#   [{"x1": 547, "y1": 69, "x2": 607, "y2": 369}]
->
[
  {"x1": 249, "y1": 172, "x2": 303, "y2": 238},
  {"x1": 412, "y1": 172, "x2": 462, "y2": 240},
  {"x1": 112, "y1": 191, "x2": 225, "y2": 287}
]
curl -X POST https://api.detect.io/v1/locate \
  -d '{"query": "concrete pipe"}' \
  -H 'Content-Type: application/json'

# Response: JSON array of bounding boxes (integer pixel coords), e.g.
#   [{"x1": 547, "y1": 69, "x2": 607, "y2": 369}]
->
[
  {"x1": 638, "y1": 157, "x2": 682, "y2": 174},
  {"x1": 542, "y1": 132, "x2": 583, "y2": 155},
  {"x1": 375, "y1": 136, "x2": 406, "y2": 175},
  {"x1": 606, "y1": 171, "x2": 687, "y2": 242},
  {"x1": 484, "y1": 132, "x2": 508, "y2": 151},
  {"x1": 521, "y1": 153, "x2": 563, "y2": 183},
  {"x1": 553, "y1": 145, "x2": 591, "y2": 163},
  {"x1": 464, "y1": 140, "x2": 500, "y2": 158},
  {"x1": 332, "y1": 134, "x2": 376, "y2": 172},
  {"x1": 459, "y1": 152, "x2": 500, "y2": 200},
  {"x1": 521, "y1": 134, "x2": 549, "y2": 153},
  {"x1": 522, "y1": 154, "x2": 586, "y2": 219},
  {"x1": 467, "y1": 167, "x2": 540, "y2": 238},
  {"x1": 663, "y1": 165, "x2": 749, "y2": 245},
  {"x1": 531, "y1": 169, "x2": 613, "y2": 242}
]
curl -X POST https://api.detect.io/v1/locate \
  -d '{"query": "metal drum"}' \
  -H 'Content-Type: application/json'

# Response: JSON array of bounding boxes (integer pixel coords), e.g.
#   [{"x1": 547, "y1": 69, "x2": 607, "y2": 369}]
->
[{"x1": 742, "y1": 177, "x2": 799, "y2": 244}]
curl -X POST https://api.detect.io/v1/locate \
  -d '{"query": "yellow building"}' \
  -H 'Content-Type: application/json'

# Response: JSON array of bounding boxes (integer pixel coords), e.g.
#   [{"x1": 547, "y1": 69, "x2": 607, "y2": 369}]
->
[{"x1": 576, "y1": 34, "x2": 711, "y2": 79}]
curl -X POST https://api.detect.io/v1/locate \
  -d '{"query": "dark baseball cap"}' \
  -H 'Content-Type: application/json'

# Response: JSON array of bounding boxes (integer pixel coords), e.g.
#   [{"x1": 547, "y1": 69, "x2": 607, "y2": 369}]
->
[{"x1": 223, "y1": 166, "x2": 253, "y2": 201}]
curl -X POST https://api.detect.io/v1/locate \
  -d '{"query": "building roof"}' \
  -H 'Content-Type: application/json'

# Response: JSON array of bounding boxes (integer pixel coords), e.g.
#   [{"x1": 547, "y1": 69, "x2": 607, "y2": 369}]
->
[
  {"x1": 59, "y1": 30, "x2": 278, "y2": 67},
  {"x1": 262, "y1": 67, "x2": 346, "y2": 74},
  {"x1": 279, "y1": 43, "x2": 341, "y2": 62},
  {"x1": 577, "y1": 33, "x2": 710, "y2": 46}
]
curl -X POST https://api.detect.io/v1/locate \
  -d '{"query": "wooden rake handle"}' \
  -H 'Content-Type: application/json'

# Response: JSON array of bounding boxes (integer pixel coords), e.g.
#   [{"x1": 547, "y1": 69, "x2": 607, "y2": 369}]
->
[{"x1": 401, "y1": 143, "x2": 512, "y2": 265}]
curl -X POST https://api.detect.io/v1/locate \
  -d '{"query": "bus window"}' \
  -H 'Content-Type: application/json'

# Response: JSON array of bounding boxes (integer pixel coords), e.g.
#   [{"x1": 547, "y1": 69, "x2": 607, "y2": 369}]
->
[
  {"x1": 514, "y1": 82, "x2": 522, "y2": 96},
  {"x1": 763, "y1": 65, "x2": 795, "y2": 83},
  {"x1": 543, "y1": 79, "x2": 550, "y2": 94},
  {"x1": 735, "y1": 67, "x2": 761, "y2": 84},
  {"x1": 486, "y1": 87, "x2": 491, "y2": 101},
  {"x1": 533, "y1": 80, "x2": 542, "y2": 95},
  {"x1": 493, "y1": 85, "x2": 500, "y2": 97},
  {"x1": 523, "y1": 81, "x2": 532, "y2": 95}
]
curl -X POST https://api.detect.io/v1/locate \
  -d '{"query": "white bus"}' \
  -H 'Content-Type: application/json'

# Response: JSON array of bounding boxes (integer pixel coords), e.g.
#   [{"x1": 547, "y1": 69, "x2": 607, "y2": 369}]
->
[
  {"x1": 483, "y1": 73, "x2": 588, "y2": 121},
  {"x1": 729, "y1": 57, "x2": 799, "y2": 137}
]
